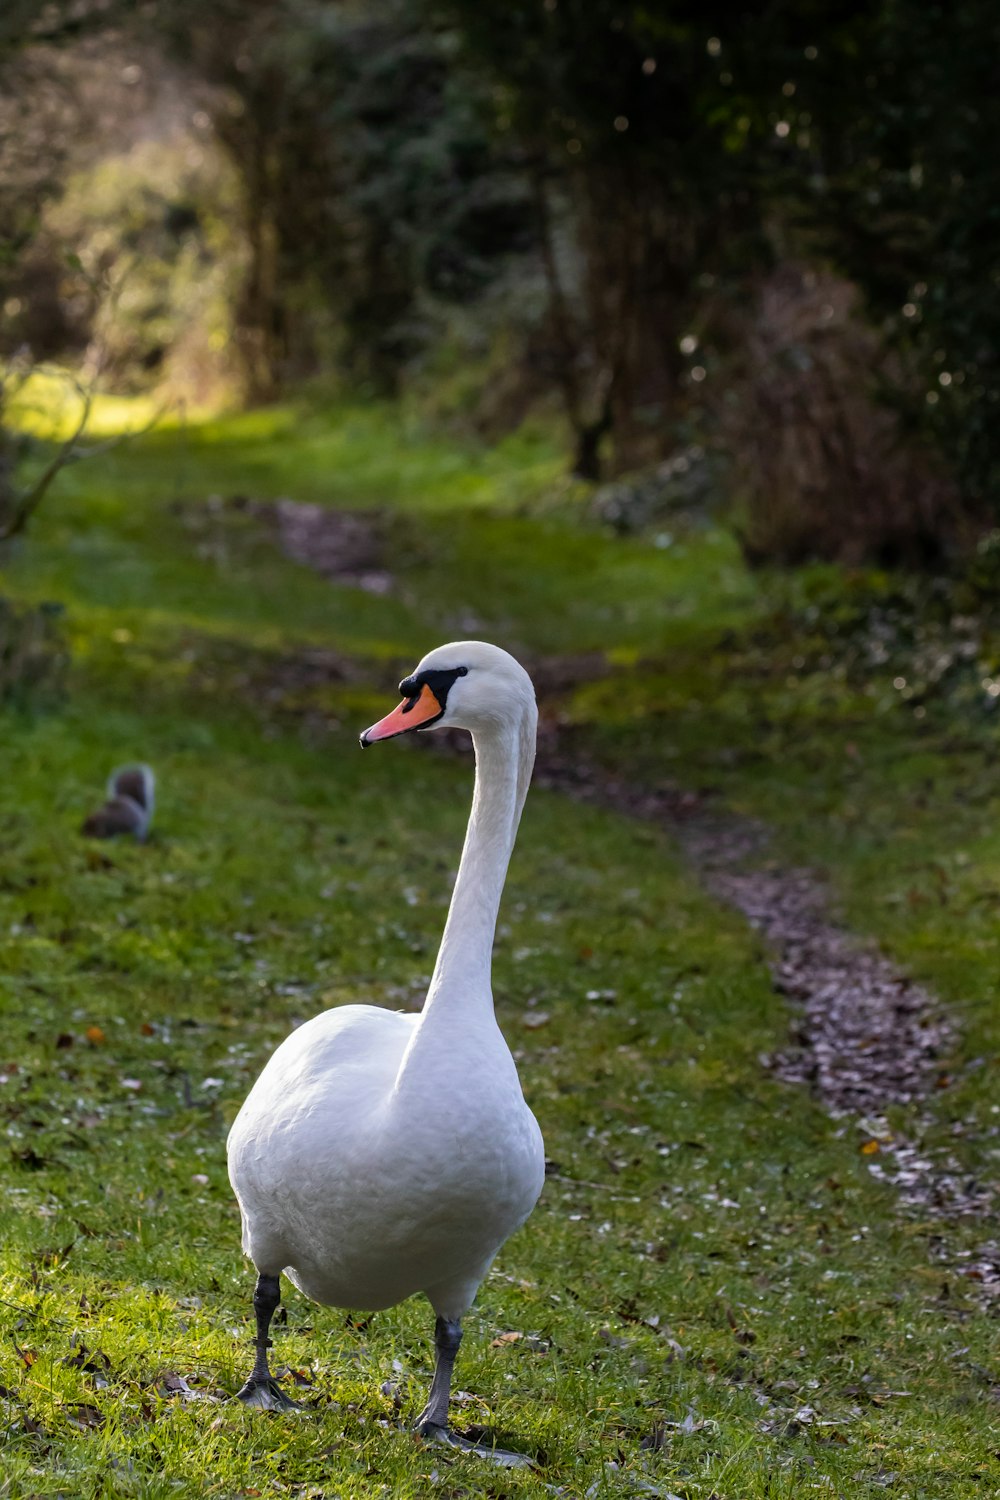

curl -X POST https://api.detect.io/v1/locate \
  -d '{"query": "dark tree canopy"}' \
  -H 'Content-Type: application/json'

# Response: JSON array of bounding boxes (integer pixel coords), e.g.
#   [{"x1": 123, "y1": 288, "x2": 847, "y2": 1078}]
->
[{"x1": 3, "y1": 0, "x2": 1000, "y2": 546}]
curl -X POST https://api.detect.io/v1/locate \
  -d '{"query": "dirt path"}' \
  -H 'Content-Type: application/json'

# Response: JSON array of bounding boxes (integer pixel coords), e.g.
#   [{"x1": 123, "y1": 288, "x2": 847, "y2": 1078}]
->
[{"x1": 535, "y1": 734, "x2": 1000, "y2": 1307}]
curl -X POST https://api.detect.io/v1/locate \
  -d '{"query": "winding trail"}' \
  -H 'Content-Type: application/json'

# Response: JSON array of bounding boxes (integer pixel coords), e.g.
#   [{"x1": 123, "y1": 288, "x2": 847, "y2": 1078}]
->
[{"x1": 534, "y1": 731, "x2": 1000, "y2": 1308}]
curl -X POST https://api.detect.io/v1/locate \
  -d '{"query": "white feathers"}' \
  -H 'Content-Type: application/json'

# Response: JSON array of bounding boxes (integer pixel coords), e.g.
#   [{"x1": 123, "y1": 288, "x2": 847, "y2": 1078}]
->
[{"x1": 227, "y1": 642, "x2": 544, "y2": 1323}]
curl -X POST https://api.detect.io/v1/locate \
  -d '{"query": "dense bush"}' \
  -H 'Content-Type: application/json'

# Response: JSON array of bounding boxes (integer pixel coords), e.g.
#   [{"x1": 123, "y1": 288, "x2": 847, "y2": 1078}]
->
[
  {"x1": 718, "y1": 265, "x2": 966, "y2": 567},
  {"x1": 44, "y1": 134, "x2": 246, "y2": 402}
]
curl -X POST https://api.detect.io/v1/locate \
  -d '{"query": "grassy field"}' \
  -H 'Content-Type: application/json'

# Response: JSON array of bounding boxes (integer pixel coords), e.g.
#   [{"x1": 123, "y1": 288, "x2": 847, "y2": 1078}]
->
[{"x1": 1, "y1": 399, "x2": 998, "y2": 1498}]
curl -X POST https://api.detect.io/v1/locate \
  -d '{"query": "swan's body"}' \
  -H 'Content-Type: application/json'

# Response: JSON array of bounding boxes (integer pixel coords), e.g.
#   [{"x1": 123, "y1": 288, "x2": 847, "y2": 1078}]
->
[
  {"x1": 230, "y1": 1002, "x2": 542, "y2": 1315},
  {"x1": 227, "y1": 642, "x2": 544, "y2": 1442}
]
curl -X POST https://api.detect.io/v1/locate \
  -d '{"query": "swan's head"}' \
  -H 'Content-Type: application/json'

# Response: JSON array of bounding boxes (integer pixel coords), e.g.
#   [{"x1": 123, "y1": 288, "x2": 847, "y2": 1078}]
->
[{"x1": 359, "y1": 640, "x2": 534, "y2": 746}]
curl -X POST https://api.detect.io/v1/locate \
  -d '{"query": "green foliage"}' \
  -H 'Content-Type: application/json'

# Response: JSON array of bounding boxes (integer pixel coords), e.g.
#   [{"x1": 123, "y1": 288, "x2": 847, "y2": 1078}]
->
[
  {"x1": 424, "y1": 2, "x2": 886, "y2": 475},
  {"x1": 135, "y1": 0, "x2": 535, "y2": 397},
  {"x1": 296, "y1": 2, "x2": 535, "y2": 374},
  {"x1": 45, "y1": 134, "x2": 246, "y2": 401},
  {"x1": 809, "y1": 0, "x2": 1000, "y2": 513},
  {"x1": 8, "y1": 0, "x2": 1000, "y2": 540},
  {"x1": 437, "y1": 0, "x2": 816, "y2": 178}
]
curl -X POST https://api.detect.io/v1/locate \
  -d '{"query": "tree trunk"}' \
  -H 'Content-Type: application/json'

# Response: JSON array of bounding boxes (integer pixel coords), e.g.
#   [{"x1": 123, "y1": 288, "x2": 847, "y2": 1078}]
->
[
  {"x1": 224, "y1": 111, "x2": 286, "y2": 403},
  {"x1": 571, "y1": 389, "x2": 614, "y2": 480}
]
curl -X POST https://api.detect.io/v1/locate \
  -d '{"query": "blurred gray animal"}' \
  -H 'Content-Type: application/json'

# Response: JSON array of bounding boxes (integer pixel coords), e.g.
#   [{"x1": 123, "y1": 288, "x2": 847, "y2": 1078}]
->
[{"x1": 81, "y1": 764, "x2": 155, "y2": 841}]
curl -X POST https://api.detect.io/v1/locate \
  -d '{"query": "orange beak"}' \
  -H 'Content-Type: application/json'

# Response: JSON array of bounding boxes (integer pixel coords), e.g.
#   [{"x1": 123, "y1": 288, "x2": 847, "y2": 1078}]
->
[{"x1": 359, "y1": 683, "x2": 444, "y2": 746}]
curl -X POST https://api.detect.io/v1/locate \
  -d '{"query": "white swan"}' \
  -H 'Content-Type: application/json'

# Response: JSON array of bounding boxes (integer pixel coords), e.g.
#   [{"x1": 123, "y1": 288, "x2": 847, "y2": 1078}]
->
[{"x1": 227, "y1": 640, "x2": 545, "y2": 1449}]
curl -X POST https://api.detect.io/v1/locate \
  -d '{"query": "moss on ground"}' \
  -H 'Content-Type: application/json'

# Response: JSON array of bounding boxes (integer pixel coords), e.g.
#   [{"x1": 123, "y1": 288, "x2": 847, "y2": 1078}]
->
[{"x1": 1, "y1": 397, "x2": 998, "y2": 1496}]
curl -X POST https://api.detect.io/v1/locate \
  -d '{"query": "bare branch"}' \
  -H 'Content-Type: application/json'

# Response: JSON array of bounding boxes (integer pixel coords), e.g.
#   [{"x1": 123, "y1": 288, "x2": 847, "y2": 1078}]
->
[
  {"x1": 67, "y1": 398, "x2": 173, "y2": 464},
  {"x1": 0, "y1": 378, "x2": 91, "y2": 542},
  {"x1": 0, "y1": 367, "x2": 170, "y2": 544}
]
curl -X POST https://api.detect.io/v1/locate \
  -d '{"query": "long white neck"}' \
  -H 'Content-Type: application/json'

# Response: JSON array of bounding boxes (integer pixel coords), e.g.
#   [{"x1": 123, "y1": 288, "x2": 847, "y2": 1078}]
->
[
  {"x1": 425, "y1": 708, "x2": 535, "y2": 1015},
  {"x1": 390, "y1": 692, "x2": 536, "y2": 1096}
]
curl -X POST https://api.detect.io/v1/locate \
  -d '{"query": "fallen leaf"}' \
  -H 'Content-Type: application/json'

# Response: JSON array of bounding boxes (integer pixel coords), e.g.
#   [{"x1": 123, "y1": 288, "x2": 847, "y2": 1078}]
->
[
  {"x1": 861, "y1": 1140, "x2": 880, "y2": 1155},
  {"x1": 63, "y1": 1343, "x2": 112, "y2": 1387},
  {"x1": 85, "y1": 1027, "x2": 106, "y2": 1045},
  {"x1": 64, "y1": 1402, "x2": 103, "y2": 1430},
  {"x1": 157, "y1": 1373, "x2": 195, "y2": 1397},
  {"x1": 154, "y1": 1372, "x2": 221, "y2": 1404},
  {"x1": 490, "y1": 1331, "x2": 523, "y2": 1347}
]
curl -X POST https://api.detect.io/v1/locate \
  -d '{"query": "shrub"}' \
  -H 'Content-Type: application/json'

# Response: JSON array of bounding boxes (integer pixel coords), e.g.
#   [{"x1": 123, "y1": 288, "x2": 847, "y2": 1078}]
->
[{"x1": 719, "y1": 265, "x2": 970, "y2": 568}]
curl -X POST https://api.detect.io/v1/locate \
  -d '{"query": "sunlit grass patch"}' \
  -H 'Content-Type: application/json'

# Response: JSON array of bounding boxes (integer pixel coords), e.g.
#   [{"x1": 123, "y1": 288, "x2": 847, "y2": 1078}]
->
[{"x1": 4, "y1": 366, "x2": 189, "y2": 440}]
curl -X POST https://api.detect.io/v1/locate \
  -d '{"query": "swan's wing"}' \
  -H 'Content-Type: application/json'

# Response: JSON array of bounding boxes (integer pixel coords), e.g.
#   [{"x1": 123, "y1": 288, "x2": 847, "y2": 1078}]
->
[
  {"x1": 227, "y1": 1004, "x2": 418, "y2": 1274},
  {"x1": 228, "y1": 1003, "x2": 416, "y2": 1149}
]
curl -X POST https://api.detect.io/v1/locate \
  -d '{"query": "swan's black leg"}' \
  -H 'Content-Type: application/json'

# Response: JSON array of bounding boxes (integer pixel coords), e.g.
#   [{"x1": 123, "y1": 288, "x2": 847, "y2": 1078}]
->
[
  {"x1": 236, "y1": 1272, "x2": 302, "y2": 1410},
  {"x1": 414, "y1": 1316, "x2": 532, "y2": 1468},
  {"x1": 414, "y1": 1316, "x2": 462, "y2": 1436}
]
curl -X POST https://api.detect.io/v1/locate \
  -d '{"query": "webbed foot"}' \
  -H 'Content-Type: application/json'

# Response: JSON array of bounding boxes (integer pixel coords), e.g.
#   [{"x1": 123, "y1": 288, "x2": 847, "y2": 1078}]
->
[
  {"x1": 236, "y1": 1375, "x2": 304, "y2": 1411},
  {"x1": 415, "y1": 1419, "x2": 533, "y2": 1468}
]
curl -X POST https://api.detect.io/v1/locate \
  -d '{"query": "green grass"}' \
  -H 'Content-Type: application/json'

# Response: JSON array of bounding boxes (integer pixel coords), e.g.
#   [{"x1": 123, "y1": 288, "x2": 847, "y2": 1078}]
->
[{"x1": 1, "y1": 397, "x2": 998, "y2": 1497}]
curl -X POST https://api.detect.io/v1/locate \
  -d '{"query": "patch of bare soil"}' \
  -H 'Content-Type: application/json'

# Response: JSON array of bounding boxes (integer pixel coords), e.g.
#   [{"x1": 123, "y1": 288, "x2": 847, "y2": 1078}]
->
[
  {"x1": 692, "y1": 836, "x2": 950, "y2": 1116},
  {"x1": 533, "y1": 730, "x2": 999, "y2": 1306},
  {"x1": 180, "y1": 495, "x2": 393, "y2": 594},
  {"x1": 270, "y1": 500, "x2": 393, "y2": 595}
]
